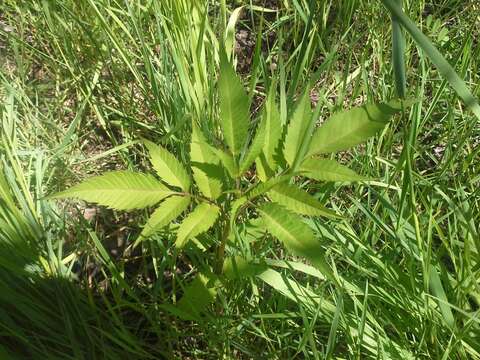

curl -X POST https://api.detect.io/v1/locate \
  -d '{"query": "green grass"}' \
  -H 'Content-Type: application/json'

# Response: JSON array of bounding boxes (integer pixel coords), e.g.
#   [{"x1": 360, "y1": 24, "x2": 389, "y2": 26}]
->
[{"x1": 1, "y1": 0, "x2": 479, "y2": 358}]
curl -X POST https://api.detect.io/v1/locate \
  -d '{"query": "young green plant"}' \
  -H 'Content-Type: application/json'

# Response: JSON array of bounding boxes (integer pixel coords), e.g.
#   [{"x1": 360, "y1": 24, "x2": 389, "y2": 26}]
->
[{"x1": 49, "y1": 50, "x2": 411, "y2": 317}]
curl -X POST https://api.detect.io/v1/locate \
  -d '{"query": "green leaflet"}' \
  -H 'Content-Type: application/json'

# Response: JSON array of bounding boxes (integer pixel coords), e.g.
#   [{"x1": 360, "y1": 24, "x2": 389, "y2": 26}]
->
[
  {"x1": 218, "y1": 49, "x2": 250, "y2": 155},
  {"x1": 300, "y1": 158, "x2": 367, "y2": 182},
  {"x1": 190, "y1": 123, "x2": 223, "y2": 199},
  {"x1": 306, "y1": 100, "x2": 406, "y2": 156},
  {"x1": 239, "y1": 116, "x2": 267, "y2": 174},
  {"x1": 175, "y1": 203, "x2": 220, "y2": 248},
  {"x1": 175, "y1": 272, "x2": 219, "y2": 321},
  {"x1": 258, "y1": 203, "x2": 327, "y2": 270},
  {"x1": 229, "y1": 196, "x2": 247, "y2": 229},
  {"x1": 209, "y1": 146, "x2": 238, "y2": 178},
  {"x1": 255, "y1": 153, "x2": 274, "y2": 182},
  {"x1": 268, "y1": 183, "x2": 341, "y2": 219},
  {"x1": 262, "y1": 83, "x2": 282, "y2": 168},
  {"x1": 140, "y1": 195, "x2": 191, "y2": 238},
  {"x1": 283, "y1": 90, "x2": 312, "y2": 166},
  {"x1": 246, "y1": 174, "x2": 292, "y2": 200},
  {"x1": 223, "y1": 257, "x2": 268, "y2": 280},
  {"x1": 144, "y1": 140, "x2": 191, "y2": 191},
  {"x1": 48, "y1": 171, "x2": 175, "y2": 210}
]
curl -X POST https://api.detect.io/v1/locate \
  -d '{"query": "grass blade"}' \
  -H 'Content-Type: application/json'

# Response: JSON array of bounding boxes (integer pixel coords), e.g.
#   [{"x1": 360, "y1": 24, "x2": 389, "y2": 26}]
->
[
  {"x1": 381, "y1": 0, "x2": 480, "y2": 120},
  {"x1": 391, "y1": 0, "x2": 406, "y2": 98}
]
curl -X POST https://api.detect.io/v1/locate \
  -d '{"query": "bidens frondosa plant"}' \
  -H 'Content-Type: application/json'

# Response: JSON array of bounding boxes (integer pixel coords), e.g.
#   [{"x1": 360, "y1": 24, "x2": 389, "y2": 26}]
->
[{"x1": 50, "y1": 50, "x2": 411, "y2": 319}]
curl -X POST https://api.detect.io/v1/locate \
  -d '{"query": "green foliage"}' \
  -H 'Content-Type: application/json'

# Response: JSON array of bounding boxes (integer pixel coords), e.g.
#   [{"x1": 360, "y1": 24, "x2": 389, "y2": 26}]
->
[
  {"x1": 256, "y1": 84, "x2": 283, "y2": 180},
  {"x1": 300, "y1": 158, "x2": 367, "y2": 182},
  {"x1": 223, "y1": 257, "x2": 268, "y2": 280},
  {"x1": 268, "y1": 183, "x2": 341, "y2": 218},
  {"x1": 190, "y1": 123, "x2": 223, "y2": 200},
  {"x1": 306, "y1": 100, "x2": 406, "y2": 156},
  {"x1": 144, "y1": 139, "x2": 191, "y2": 191},
  {"x1": 48, "y1": 171, "x2": 176, "y2": 210},
  {"x1": 4, "y1": 0, "x2": 480, "y2": 358},
  {"x1": 258, "y1": 203, "x2": 327, "y2": 271},
  {"x1": 391, "y1": 0, "x2": 407, "y2": 98},
  {"x1": 175, "y1": 203, "x2": 220, "y2": 248},
  {"x1": 283, "y1": 89, "x2": 312, "y2": 166},
  {"x1": 218, "y1": 49, "x2": 250, "y2": 156},
  {"x1": 175, "y1": 272, "x2": 219, "y2": 320},
  {"x1": 50, "y1": 54, "x2": 410, "y2": 325},
  {"x1": 239, "y1": 117, "x2": 267, "y2": 174},
  {"x1": 140, "y1": 195, "x2": 191, "y2": 238},
  {"x1": 209, "y1": 146, "x2": 238, "y2": 178},
  {"x1": 382, "y1": 0, "x2": 480, "y2": 121}
]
